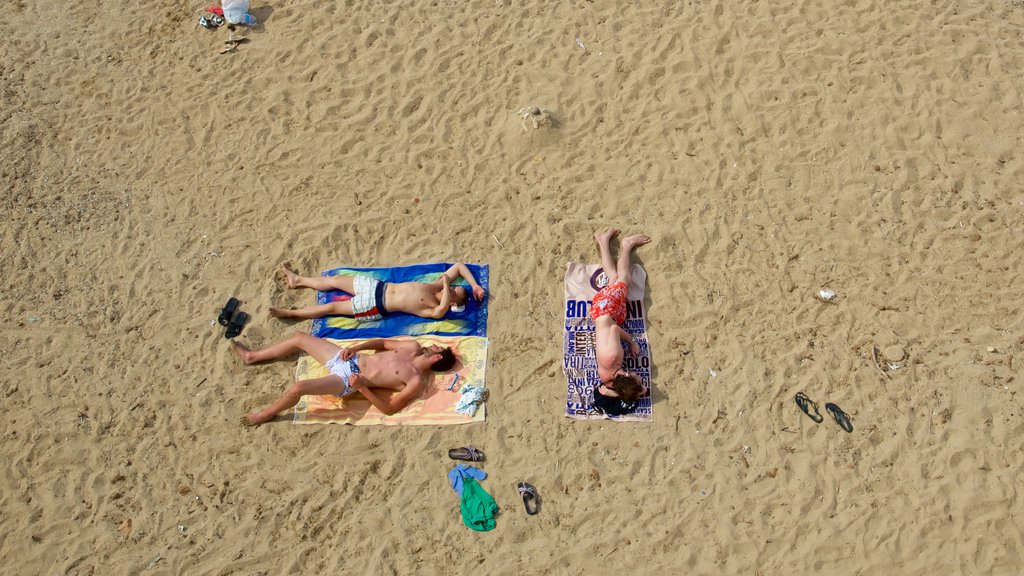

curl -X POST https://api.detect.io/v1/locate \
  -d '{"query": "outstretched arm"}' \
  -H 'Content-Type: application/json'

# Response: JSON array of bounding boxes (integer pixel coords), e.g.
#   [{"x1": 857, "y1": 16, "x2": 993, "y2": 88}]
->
[
  {"x1": 342, "y1": 338, "x2": 418, "y2": 359},
  {"x1": 443, "y1": 263, "x2": 486, "y2": 302},
  {"x1": 352, "y1": 376, "x2": 423, "y2": 415},
  {"x1": 617, "y1": 326, "x2": 641, "y2": 356},
  {"x1": 429, "y1": 276, "x2": 452, "y2": 319}
]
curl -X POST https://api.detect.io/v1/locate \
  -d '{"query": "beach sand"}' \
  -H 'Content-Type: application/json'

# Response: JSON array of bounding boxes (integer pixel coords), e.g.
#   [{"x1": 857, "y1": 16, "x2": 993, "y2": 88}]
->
[{"x1": 2, "y1": 0, "x2": 1023, "y2": 573}]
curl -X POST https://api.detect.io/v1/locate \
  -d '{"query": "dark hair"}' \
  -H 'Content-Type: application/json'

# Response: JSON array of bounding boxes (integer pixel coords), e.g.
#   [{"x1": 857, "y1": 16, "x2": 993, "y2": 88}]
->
[
  {"x1": 610, "y1": 373, "x2": 644, "y2": 403},
  {"x1": 453, "y1": 286, "x2": 469, "y2": 306},
  {"x1": 430, "y1": 347, "x2": 457, "y2": 372}
]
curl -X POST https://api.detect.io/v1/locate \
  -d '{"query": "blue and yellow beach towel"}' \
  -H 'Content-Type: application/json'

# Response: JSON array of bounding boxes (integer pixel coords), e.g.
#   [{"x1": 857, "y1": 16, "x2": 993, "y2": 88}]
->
[{"x1": 311, "y1": 263, "x2": 489, "y2": 340}]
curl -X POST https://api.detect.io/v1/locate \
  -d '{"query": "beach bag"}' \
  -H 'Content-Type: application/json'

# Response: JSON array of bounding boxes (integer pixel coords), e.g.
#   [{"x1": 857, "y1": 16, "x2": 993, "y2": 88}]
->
[{"x1": 221, "y1": 0, "x2": 252, "y2": 24}]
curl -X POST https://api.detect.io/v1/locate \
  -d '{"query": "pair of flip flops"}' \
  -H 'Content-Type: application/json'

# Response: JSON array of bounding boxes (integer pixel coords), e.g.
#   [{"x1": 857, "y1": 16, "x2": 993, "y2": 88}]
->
[
  {"x1": 795, "y1": 392, "x2": 853, "y2": 432},
  {"x1": 218, "y1": 297, "x2": 249, "y2": 339},
  {"x1": 448, "y1": 448, "x2": 539, "y2": 515}
]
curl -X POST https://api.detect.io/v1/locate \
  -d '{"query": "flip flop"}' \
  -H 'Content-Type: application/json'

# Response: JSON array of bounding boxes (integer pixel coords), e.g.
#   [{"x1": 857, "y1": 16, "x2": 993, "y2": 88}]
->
[
  {"x1": 794, "y1": 392, "x2": 824, "y2": 423},
  {"x1": 825, "y1": 402, "x2": 853, "y2": 433},
  {"x1": 517, "y1": 482, "x2": 540, "y2": 516},
  {"x1": 447, "y1": 446, "x2": 485, "y2": 462},
  {"x1": 218, "y1": 297, "x2": 240, "y2": 326},
  {"x1": 224, "y1": 311, "x2": 249, "y2": 339}
]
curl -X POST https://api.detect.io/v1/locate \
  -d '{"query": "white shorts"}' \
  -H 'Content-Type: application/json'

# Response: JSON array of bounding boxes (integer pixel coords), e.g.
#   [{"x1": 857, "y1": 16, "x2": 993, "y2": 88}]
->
[
  {"x1": 323, "y1": 352, "x2": 360, "y2": 396},
  {"x1": 351, "y1": 275, "x2": 387, "y2": 322}
]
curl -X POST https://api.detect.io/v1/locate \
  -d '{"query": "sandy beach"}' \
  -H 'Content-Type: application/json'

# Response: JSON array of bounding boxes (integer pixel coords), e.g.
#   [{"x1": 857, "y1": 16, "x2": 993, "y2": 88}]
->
[{"x1": 2, "y1": 0, "x2": 1024, "y2": 573}]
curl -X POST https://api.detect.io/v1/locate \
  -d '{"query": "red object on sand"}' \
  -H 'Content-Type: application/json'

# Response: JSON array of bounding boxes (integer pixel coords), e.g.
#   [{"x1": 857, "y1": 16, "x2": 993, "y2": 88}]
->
[{"x1": 207, "y1": 6, "x2": 224, "y2": 15}]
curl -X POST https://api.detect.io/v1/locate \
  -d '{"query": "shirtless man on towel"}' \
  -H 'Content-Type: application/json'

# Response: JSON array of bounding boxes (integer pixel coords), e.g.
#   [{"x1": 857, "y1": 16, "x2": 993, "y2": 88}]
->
[
  {"x1": 269, "y1": 262, "x2": 486, "y2": 321},
  {"x1": 233, "y1": 333, "x2": 457, "y2": 426},
  {"x1": 589, "y1": 228, "x2": 651, "y2": 416}
]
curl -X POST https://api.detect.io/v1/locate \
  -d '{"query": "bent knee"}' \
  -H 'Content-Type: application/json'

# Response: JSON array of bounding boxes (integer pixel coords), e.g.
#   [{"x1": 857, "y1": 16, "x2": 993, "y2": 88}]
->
[{"x1": 290, "y1": 380, "x2": 325, "y2": 397}]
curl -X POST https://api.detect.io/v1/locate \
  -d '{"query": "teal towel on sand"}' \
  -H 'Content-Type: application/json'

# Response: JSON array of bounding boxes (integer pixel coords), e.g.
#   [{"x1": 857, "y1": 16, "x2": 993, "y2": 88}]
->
[{"x1": 460, "y1": 477, "x2": 498, "y2": 531}]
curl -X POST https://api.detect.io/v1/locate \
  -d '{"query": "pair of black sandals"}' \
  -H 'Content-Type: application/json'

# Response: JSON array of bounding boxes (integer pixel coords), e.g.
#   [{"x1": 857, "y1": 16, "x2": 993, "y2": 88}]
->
[
  {"x1": 448, "y1": 446, "x2": 539, "y2": 516},
  {"x1": 218, "y1": 297, "x2": 249, "y2": 339},
  {"x1": 795, "y1": 392, "x2": 853, "y2": 433}
]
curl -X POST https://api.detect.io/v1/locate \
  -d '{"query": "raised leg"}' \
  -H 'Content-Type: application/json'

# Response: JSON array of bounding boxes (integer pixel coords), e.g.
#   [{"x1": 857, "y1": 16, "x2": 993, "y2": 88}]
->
[
  {"x1": 594, "y1": 228, "x2": 621, "y2": 284},
  {"x1": 233, "y1": 332, "x2": 341, "y2": 366},
  {"x1": 269, "y1": 300, "x2": 354, "y2": 319},
  {"x1": 243, "y1": 374, "x2": 345, "y2": 426},
  {"x1": 616, "y1": 234, "x2": 651, "y2": 286},
  {"x1": 280, "y1": 262, "x2": 357, "y2": 292}
]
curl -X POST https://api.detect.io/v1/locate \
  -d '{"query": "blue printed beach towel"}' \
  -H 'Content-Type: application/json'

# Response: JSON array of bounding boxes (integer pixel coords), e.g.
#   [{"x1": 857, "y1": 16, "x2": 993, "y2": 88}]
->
[{"x1": 563, "y1": 262, "x2": 653, "y2": 422}]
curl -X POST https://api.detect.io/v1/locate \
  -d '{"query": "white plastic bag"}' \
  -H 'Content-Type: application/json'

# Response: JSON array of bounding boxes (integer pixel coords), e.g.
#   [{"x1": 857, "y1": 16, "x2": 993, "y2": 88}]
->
[{"x1": 222, "y1": 0, "x2": 253, "y2": 25}]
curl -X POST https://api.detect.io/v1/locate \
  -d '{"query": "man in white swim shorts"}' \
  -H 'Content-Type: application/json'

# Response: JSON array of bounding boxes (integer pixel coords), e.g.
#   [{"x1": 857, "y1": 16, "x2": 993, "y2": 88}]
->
[
  {"x1": 350, "y1": 274, "x2": 389, "y2": 322},
  {"x1": 233, "y1": 332, "x2": 457, "y2": 426},
  {"x1": 270, "y1": 262, "x2": 486, "y2": 322}
]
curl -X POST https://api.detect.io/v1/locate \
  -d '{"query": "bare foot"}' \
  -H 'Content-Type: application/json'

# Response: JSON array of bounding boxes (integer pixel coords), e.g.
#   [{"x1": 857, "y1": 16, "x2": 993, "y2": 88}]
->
[
  {"x1": 240, "y1": 411, "x2": 273, "y2": 427},
  {"x1": 279, "y1": 262, "x2": 300, "y2": 289},
  {"x1": 621, "y1": 233, "x2": 651, "y2": 250},
  {"x1": 268, "y1": 307, "x2": 291, "y2": 318},
  {"x1": 232, "y1": 341, "x2": 256, "y2": 364},
  {"x1": 595, "y1": 228, "x2": 620, "y2": 245}
]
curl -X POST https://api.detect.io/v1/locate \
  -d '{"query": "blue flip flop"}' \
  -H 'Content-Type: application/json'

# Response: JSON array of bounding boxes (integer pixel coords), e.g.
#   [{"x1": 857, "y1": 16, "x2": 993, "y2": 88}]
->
[
  {"x1": 825, "y1": 402, "x2": 853, "y2": 433},
  {"x1": 795, "y1": 392, "x2": 824, "y2": 423}
]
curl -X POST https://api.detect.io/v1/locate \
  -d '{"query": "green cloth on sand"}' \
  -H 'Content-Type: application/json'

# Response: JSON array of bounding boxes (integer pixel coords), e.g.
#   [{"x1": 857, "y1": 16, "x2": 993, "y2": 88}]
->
[{"x1": 460, "y1": 477, "x2": 498, "y2": 531}]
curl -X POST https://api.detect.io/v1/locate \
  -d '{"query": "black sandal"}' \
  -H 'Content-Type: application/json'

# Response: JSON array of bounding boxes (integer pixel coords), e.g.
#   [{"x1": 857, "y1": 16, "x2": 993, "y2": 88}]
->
[
  {"x1": 218, "y1": 297, "x2": 240, "y2": 326},
  {"x1": 795, "y1": 392, "x2": 824, "y2": 423},
  {"x1": 224, "y1": 311, "x2": 249, "y2": 339},
  {"x1": 825, "y1": 402, "x2": 853, "y2": 433},
  {"x1": 448, "y1": 446, "x2": 485, "y2": 462},
  {"x1": 517, "y1": 482, "x2": 540, "y2": 516}
]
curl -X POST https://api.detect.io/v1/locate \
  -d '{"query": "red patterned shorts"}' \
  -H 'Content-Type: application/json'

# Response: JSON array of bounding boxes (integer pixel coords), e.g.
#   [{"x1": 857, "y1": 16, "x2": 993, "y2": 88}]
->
[{"x1": 590, "y1": 281, "x2": 628, "y2": 325}]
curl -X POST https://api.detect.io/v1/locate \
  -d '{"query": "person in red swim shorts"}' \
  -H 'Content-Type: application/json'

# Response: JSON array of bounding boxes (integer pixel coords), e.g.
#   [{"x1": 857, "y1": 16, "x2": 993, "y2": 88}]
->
[{"x1": 589, "y1": 228, "x2": 651, "y2": 410}]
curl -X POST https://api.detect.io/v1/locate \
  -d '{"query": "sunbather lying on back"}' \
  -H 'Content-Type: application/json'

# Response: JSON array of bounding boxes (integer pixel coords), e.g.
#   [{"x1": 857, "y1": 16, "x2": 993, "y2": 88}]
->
[
  {"x1": 270, "y1": 262, "x2": 486, "y2": 322},
  {"x1": 233, "y1": 332, "x2": 457, "y2": 425},
  {"x1": 589, "y1": 228, "x2": 650, "y2": 414}
]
